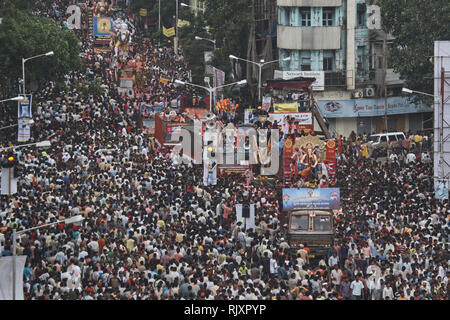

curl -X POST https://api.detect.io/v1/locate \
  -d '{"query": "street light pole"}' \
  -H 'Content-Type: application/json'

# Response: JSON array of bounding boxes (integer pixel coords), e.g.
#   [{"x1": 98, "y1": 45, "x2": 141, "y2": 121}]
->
[
  {"x1": 175, "y1": 0, "x2": 178, "y2": 55},
  {"x1": 402, "y1": 87, "x2": 435, "y2": 98},
  {"x1": 0, "y1": 140, "x2": 51, "y2": 152},
  {"x1": 12, "y1": 229, "x2": 17, "y2": 300},
  {"x1": 229, "y1": 55, "x2": 291, "y2": 104},
  {"x1": 22, "y1": 58, "x2": 25, "y2": 95},
  {"x1": 11, "y1": 215, "x2": 84, "y2": 300},
  {"x1": 175, "y1": 79, "x2": 247, "y2": 112},
  {"x1": 0, "y1": 96, "x2": 25, "y2": 104},
  {"x1": 195, "y1": 36, "x2": 216, "y2": 50},
  {"x1": 21, "y1": 51, "x2": 54, "y2": 94}
]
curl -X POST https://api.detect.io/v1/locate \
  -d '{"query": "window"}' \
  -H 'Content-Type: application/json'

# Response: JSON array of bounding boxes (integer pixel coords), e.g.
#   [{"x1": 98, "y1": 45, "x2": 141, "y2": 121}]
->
[
  {"x1": 396, "y1": 134, "x2": 405, "y2": 141},
  {"x1": 388, "y1": 135, "x2": 397, "y2": 142},
  {"x1": 378, "y1": 57, "x2": 383, "y2": 69},
  {"x1": 380, "y1": 136, "x2": 387, "y2": 143},
  {"x1": 323, "y1": 51, "x2": 335, "y2": 71},
  {"x1": 301, "y1": 54, "x2": 311, "y2": 71},
  {"x1": 301, "y1": 64, "x2": 311, "y2": 71},
  {"x1": 357, "y1": 3, "x2": 366, "y2": 27},
  {"x1": 300, "y1": 8, "x2": 311, "y2": 26},
  {"x1": 313, "y1": 216, "x2": 332, "y2": 231},
  {"x1": 369, "y1": 136, "x2": 380, "y2": 143},
  {"x1": 285, "y1": 7, "x2": 291, "y2": 26},
  {"x1": 322, "y1": 8, "x2": 334, "y2": 26},
  {"x1": 290, "y1": 215, "x2": 309, "y2": 231},
  {"x1": 323, "y1": 57, "x2": 333, "y2": 71}
]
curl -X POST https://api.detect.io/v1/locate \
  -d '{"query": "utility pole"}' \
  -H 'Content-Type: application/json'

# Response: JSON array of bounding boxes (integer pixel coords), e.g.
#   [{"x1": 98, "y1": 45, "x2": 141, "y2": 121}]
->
[
  {"x1": 383, "y1": 32, "x2": 388, "y2": 132},
  {"x1": 175, "y1": 0, "x2": 178, "y2": 55}
]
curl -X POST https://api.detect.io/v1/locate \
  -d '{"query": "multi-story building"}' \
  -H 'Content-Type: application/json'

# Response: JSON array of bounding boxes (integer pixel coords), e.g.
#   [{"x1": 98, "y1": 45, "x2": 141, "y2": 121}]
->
[{"x1": 276, "y1": 0, "x2": 433, "y2": 137}]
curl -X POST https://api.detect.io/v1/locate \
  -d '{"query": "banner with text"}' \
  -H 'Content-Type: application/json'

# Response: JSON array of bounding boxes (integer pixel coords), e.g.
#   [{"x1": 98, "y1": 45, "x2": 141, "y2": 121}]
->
[
  {"x1": 163, "y1": 26, "x2": 175, "y2": 37},
  {"x1": 282, "y1": 188, "x2": 340, "y2": 211},
  {"x1": 274, "y1": 70, "x2": 324, "y2": 91},
  {"x1": 326, "y1": 140, "x2": 337, "y2": 180},
  {"x1": 273, "y1": 102, "x2": 298, "y2": 113},
  {"x1": 17, "y1": 119, "x2": 31, "y2": 142},
  {"x1": 435, "y1": 178, "x2": 449, "y2": 200},
  {"x1": 268, "y1": 112, "x2": 312, "y2": 130},
  {"x1": 17, "y1": 94, "x2": 32, "y2": 120},
  {"x1": 262, "y1": 96, "x2": 272, "y2": 111},
  {"x1": 317, "y1": 97, "x2": 433, "y2": 118}
]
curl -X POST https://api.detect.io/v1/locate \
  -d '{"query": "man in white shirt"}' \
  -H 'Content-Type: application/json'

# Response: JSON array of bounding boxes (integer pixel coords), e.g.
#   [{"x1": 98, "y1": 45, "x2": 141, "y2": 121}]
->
[
  {"x1": 331, "y1": 265, "x2": 343, "y2": 291},
  {"x1": 350, "y1": 275, "x2": 365, "y2": 300},
  {"x1": 328, "y1": 252, "x2": 339, "y2": 268},
  {"x1": 406, "y1": 152, "x2": 416, "y2": 164}
]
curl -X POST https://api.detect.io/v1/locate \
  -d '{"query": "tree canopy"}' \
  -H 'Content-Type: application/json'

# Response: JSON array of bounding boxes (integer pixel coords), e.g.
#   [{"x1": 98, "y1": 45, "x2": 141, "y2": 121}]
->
[
  {"x1": 377, "y1": 0, "x2": 450, "y2": 95},
  {"x1": 0, "y1": 5, "x2": 82, "y2": 95}
]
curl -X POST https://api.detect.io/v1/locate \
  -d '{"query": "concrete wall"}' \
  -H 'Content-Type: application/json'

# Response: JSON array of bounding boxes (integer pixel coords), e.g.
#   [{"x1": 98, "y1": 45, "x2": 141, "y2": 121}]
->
[
  {"x1": 335, "y1": 118, "x2": 358, "y2": 137},
  {"x1": 277, "y1": 26, "x2": 341, "y2": 50},
  {"x1": 315, "y1": 90, "x2": 352, "y2": 100},
  {"x1": 277, "y1": 0, "x2": 342, "y2": 7}
]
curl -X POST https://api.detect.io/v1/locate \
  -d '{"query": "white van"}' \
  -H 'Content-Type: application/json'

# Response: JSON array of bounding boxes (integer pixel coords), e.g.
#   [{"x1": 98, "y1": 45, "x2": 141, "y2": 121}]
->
[{"x1": 366, "y1": 132, "x2": 406, "y2": 146}]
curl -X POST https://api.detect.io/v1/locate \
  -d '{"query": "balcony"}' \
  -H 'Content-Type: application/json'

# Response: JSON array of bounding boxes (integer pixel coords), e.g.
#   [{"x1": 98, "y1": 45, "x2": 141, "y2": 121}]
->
[
  {"x1": 277, "y1": 0, "x2": 342, "y2": 7},
  {"x1": 277, "y1": 25, "x2": 341, "y2": 50}
]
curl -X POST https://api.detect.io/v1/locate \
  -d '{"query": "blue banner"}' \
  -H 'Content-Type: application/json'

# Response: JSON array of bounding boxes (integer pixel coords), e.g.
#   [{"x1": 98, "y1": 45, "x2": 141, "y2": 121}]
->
[
  {"x1": 435, "y1": 179, "x2": 449, "y2": 200},
  {"x1": 17, "y1": 94, "x2": 32, "y2": 120},
  {"x1": 141, "y1": 103, "x2": 164, "y2": 115},
  {"x1": 93, "y1": 17, "x2": 112, "y2": 37},
  {"x1": 282, "y1": 188, "x2": 340, "y2": 211},
  {"x1": 317, "y1": 97, "x2": 433, "y2": 118}
]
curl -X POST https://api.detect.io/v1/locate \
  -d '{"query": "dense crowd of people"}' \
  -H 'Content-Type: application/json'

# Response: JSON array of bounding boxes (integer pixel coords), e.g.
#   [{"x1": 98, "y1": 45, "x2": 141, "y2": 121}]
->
[{"x1": 0, "y1": 1, "x2": 448, "y2": 300}]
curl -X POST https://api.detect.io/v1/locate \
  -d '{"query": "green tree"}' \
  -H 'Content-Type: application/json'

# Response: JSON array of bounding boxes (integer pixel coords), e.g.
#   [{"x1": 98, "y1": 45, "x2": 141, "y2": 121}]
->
[
  {"x1": 0, "y1": 5, "x2": 82, "y2": 95},
  {"x1": 376, "y1": 0, "x2": 450, "y2": 95},
  {"x1": 130, "y1": 0, "x2": 176, "y2": 28},
  {"x1": 204, "y1": 0, "x2": 252, "y2": 80}
]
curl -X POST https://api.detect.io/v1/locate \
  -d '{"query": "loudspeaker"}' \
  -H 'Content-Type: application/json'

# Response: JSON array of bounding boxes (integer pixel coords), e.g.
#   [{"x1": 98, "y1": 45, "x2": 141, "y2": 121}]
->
[{"x1": 242, "y1": 203, "x2": 250, "y2": 218}]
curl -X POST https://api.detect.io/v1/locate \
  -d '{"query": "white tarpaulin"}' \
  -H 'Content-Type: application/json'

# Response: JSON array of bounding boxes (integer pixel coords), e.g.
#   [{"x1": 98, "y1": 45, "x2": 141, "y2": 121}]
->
[
  {"x1": 235, "y1": 203, "x2": 255, "y2": 231},
  {"x1": 0, "y1": 255, "x2": 27, "y2": 300},
  {"x1": 268, "y1": 112, "x2": 312, "y2": 125},
  {"x1": 1, "y1": 168, "x2": 17, "y2": 195}
]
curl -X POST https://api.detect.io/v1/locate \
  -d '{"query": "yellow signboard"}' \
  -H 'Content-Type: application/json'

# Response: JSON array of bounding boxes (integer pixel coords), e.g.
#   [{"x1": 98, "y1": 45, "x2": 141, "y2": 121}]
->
[
  {"x1": 163, "y1": 26, "x2": 175, "y2": 37},
  {"x1": 139, "y1": 8, "x2": 147, "y2": 16},
  {"x1": 177, "y1": 19, "x2": 190, "y2": 28},
  {"x1": 273, "y1": 102, "x2": 298, "y2": 113}
]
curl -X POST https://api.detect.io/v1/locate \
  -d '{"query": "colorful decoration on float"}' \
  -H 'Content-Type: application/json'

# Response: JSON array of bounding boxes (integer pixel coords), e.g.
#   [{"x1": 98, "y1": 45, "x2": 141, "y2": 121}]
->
[{"x1": 214, "y1": 99, "x2": 239, "y2": 119}]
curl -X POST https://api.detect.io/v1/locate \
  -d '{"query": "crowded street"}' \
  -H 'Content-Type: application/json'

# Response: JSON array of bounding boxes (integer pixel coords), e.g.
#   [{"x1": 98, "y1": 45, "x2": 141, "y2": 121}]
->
[{"x1": 0, "y1": 0, "x2": 448, "y2": 301}]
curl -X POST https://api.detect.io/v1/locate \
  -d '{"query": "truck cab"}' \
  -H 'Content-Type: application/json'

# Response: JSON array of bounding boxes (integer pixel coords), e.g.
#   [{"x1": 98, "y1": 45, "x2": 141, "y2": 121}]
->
[{"x1": 287, "y1": 210, "x2": 334, "y2": 257}]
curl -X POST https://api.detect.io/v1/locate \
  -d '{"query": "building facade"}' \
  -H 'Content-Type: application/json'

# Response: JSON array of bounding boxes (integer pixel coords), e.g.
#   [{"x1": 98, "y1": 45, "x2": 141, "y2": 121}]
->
[{"x1": 276, "y1": 0, "x2": 432, "y2": 137}]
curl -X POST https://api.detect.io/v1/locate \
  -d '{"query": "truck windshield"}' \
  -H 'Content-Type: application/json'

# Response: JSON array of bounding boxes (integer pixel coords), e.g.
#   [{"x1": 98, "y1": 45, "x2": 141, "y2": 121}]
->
[
  {"x1": 368, "y1": 136, "x2": 379, "y2": 143},
  {"x1": 313, "y1": 215, "x2": 332, "y2": 231},
  {"x1": 290, "y1": 215, "x2": 309, "y2": 231}
]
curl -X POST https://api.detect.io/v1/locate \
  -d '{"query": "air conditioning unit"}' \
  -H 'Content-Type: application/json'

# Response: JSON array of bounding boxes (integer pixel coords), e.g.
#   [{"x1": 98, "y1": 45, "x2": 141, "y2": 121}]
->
[
  {"x1": 352, "y1": 90, "x2": 364, "y2": 99},
  {"x1": 364, "y1": 87, "x2": 375, "y2": 97}
]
